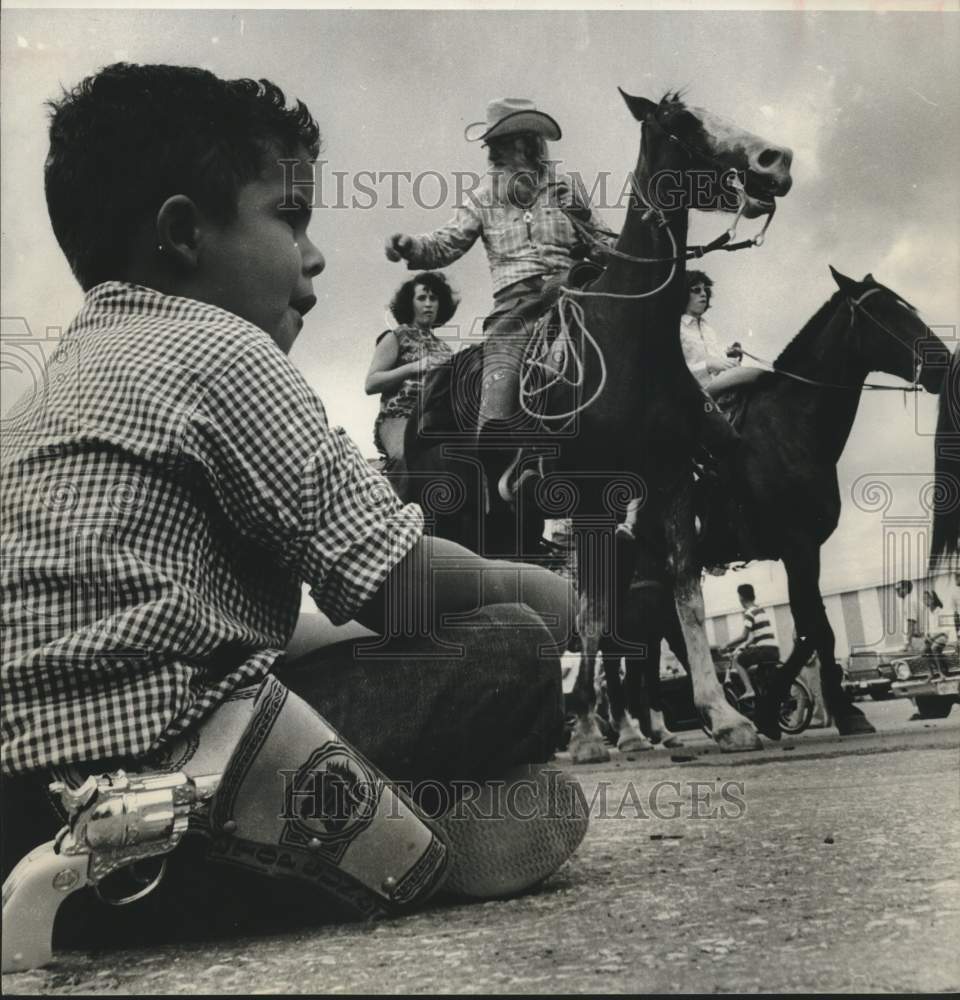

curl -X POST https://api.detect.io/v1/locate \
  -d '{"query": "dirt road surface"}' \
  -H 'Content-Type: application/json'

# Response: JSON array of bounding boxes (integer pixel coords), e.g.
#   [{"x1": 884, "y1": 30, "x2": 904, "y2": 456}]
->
[{"x1": 4, "y1": 699, "x2": 958, "y2": 994}]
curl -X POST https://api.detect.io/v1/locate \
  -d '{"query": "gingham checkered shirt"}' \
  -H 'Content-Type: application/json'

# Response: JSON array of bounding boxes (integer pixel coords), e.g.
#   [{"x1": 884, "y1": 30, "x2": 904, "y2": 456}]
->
[
  {"x1": 405, "y1": 171, "x2": 607, "y2": 296},
  {"x1": 1, "y1": 282, "x2": 424, "y2": 775}
]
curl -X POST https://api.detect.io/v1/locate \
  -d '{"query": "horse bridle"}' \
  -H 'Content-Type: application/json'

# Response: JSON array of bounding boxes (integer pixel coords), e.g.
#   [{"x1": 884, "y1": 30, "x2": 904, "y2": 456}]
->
[
  {"x1": 651, "y1": 113, "x2": 780, "y2": 248},
  {"x1": 526, "y1": 111, "x2": 784, "y2": 417},
  {"x1": 847, "y1": 286, "x2": 928, "y2": 390},
  {"x1": 559, "y1": 111, "x2": 777, "y2": 290},
  {"x1": 741, "y1": 286, "x2": 928, "y2": 392}
]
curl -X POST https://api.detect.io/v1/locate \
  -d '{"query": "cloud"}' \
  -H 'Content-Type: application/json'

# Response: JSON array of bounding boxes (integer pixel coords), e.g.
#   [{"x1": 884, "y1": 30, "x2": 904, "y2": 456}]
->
[{"x1": 874, "y1": 226, "x2": 960, "y2": 329}]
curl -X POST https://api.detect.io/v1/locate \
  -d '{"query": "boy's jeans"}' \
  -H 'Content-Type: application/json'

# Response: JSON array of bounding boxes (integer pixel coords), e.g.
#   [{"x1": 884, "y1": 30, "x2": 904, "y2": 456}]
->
[{"x1": 1, "y1": 603, "x2": 564, "y2": 943}]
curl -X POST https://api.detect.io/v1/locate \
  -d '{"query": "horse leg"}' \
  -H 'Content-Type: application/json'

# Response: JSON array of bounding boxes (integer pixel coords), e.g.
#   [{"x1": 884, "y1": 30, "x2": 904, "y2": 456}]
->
[
  {"x1": 644, "y1": 592, "x2": 686, "y2": 749},
  {"x1": 603, "y1": 642, "x2": 654, "y2": 753},
  {"x1": 605, "y1": 552, "x2": 655, "y2": 753},
  {"x1": 781, "y1": 549, "x2": 876, "y2": 737},
  {"x1": 666, "y1": 486, "x2": 762, "y2": 752},
  {"x1": 625, "y1": 651, "x2": 682, "y2": 750},
  {"x1": 567, "y1": 590, "x2": 611, "y2": 764},
  {"x1": 614, "y1": 578, "x2": 673, "y2": 750}
]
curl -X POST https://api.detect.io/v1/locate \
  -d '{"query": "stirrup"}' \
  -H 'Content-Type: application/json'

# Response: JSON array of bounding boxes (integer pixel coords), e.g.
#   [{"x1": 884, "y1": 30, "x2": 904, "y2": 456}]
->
[{"x1": 497, "y1": 448, "x2": 544, "y2": 503}]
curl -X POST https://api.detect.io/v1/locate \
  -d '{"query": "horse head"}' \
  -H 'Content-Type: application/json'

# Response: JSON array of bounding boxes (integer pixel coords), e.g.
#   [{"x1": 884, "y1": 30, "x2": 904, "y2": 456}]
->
[
  {"x1": 829, "y1": 265, "x2": 948, "y2": 394},
  {"x1": 619, "y1": 89, "x2": 793, "y2": 219}
]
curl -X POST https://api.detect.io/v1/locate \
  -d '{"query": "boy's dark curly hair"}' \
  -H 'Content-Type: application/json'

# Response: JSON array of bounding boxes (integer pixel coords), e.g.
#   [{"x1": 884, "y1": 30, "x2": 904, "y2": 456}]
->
[
  {"x1": 389, "y1": 271, "x2": 459, "y2": 327},
  {"x1": 45, "y1": 63, "x2": 322, "y2": 290}
]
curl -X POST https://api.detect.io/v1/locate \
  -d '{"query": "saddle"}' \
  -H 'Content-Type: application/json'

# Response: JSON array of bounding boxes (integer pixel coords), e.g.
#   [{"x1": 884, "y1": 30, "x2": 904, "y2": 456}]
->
[
  {"x1": 709, "y1": 388, "x2": 751, "y2": 435},
  {"x1": 415, "y1": 261, "x2": 607, "y2": 446},
  {"x1": 566, "y1": 259, "x2": 605, "y2": 291},
  {"x1": 414, "y1": 343, "x2": 483, "y2": 440}
]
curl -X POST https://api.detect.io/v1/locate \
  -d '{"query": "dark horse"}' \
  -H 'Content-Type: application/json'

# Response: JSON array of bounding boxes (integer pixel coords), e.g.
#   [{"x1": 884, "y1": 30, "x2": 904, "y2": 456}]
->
[
  {"x1": 930, "y1": 345, "x2": 960, "y2": 572},
  {"x1": 397, "y1": 89, "x2": 793, "y2": 760},
  {"x1": 598, "y1": 268, "x2": 950, "y2": 750}
]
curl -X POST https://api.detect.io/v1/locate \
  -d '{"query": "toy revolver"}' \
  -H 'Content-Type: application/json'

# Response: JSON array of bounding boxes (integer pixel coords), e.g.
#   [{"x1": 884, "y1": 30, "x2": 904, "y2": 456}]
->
[{"x1": 2, "y1": 769, "x2": 220, "y2": 973}]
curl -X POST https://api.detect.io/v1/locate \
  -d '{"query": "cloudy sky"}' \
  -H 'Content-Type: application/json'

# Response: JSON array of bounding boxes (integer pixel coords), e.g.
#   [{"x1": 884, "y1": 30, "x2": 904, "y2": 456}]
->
[{"x1": 2, "y1": 4, "x2": 958, "y2": 610}]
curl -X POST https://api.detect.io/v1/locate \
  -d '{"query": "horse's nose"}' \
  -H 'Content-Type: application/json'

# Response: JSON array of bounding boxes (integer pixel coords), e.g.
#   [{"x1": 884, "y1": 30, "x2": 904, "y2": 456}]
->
[{"x1": 751, "y1": 145, "x2": 793, "y2": 194}]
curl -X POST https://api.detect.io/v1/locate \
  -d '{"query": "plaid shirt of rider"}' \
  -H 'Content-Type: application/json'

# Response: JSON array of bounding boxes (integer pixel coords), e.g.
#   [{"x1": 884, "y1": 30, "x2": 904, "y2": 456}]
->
[
  {"x1": 403, "y1": 172, "x2": 608, "y2": 296},
  {"x1": 1, "y1": 282, "x2": 424, "y2": 775}
]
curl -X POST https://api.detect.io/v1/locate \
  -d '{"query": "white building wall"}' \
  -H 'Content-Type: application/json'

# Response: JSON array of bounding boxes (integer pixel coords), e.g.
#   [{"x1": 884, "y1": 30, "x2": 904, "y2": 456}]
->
[{"x1": 704, "y1": 566, "x2": 957, "y2": 659}]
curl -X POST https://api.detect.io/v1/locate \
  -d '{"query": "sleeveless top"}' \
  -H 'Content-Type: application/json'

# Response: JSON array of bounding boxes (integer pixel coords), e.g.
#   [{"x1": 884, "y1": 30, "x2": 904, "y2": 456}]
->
[{"x1": 373, "y1": 324, "x2": 452, "y2": 455}]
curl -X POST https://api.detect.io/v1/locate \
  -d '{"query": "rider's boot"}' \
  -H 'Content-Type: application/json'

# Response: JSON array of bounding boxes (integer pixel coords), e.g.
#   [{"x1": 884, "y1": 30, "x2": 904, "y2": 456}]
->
[
  {"x1": 700, "y1": 398, "x2": 740, "y2": 459},
  {"x1": 694, "y1": 403, "x2": 742, "y2": 550},
  {"x1": 477, "y1": 385, "x2": 549, "y2": 558}
]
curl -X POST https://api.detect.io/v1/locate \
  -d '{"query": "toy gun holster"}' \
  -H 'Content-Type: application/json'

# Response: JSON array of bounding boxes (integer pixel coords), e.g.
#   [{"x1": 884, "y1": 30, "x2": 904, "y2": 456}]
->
[
  {"x1": 2, "y1": 769, "x2": 221, "y2": 973},
  {"x1": 3, "y1": 675, "x2": 449, "y2": 974}
]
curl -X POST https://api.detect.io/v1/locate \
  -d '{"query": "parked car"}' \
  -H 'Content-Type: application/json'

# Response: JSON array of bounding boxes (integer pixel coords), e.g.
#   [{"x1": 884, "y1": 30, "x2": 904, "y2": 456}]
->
[
  {"x1": 843, "y1": 649, "x2": 895, "y2": 701},
  {"x1": 889, "y1": 644, "x2": 960, "y2": 718}
]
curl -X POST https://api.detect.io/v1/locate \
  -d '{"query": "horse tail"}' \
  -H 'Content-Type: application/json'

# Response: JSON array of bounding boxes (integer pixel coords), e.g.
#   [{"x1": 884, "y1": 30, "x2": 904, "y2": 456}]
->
[{"x1": 930, "y1": 348, "x2": 960, "y2": 573}]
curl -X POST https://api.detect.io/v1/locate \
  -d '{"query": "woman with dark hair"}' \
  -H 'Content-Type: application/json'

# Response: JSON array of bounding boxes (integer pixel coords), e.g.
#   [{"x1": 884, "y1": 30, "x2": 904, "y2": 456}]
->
[
  {"x1": 618, "y1": 270, "x2": 748, "y2": 539},
  {"x1": 681, "y1": 269, "x2": 760, "y2": 395},
  {"x1": 365, "y1": 271, "x2": 458, "y2": 465},
  {"x1": 680, "y1": 270, "x2": 730, "y2": 384}
]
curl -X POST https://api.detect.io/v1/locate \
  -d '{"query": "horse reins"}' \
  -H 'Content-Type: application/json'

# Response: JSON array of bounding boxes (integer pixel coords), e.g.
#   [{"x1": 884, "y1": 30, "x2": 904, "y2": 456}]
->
[
  {"x1": 521, "y1": 259, "x2": 927, "y2": 430},
  {"x1": 521, "y1": 115, "x2": 925, "y2": 424},
  {"x1": 557, "y1": 183, "x2": 775, "y2": 299},
  {"x1": 558, "y1": 108, "x2": 780, "y2": 293},
  {"x1": 521, "y1": 128, "x2": 780, "y2": 422},
  {"x1": 738, "y1": 287, "x2": 928, "y2": 393}
]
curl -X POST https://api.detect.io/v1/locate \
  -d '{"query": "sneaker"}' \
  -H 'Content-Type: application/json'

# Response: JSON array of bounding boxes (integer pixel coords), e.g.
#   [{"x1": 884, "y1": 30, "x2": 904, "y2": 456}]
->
[{"x1": 434, "y1": 765, "x2": 589, "y2": 900}]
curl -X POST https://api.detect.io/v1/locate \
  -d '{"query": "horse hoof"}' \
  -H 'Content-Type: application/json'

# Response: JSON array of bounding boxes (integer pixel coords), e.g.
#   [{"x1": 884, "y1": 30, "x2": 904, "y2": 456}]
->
[
  {"x1": 714, "y1": 724, "x2": 764, "y2": 753},
  {"x1": 836, "y1": 712, "x2": 876, "y2": 736},
  {"x1": 649, "y1": 729, "x2": 683, "y2": 749},
  {"x1": 753, "y1": 695, "x2": 783, "y2": 741},
  {"x1": 570, "y1": 738, "x2": 611, "y2": 765},
  {"x1": 657, "y1": 735, "x2": 685, "y2": 750},
  {"x1": 617, "y1": 735, "x2": 654, "y2": 753}
]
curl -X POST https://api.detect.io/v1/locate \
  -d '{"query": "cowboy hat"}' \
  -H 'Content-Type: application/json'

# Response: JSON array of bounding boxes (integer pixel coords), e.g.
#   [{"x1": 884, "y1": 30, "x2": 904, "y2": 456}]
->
[{"x1": 464, "y1": 98, "x2": 562, "y2": 143}]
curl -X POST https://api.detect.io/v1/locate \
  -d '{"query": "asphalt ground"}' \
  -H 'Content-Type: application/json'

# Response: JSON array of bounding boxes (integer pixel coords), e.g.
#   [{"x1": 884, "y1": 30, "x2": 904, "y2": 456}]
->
[{"x1": 3, "y1": 698, "x2": 959, "y2": 995}]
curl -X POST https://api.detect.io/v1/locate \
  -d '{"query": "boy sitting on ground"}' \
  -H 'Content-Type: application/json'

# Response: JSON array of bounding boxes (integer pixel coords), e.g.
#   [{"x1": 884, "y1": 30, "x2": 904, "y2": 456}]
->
[{"x1": 1, "y1": 63, "x2": 587, "y2": 947}]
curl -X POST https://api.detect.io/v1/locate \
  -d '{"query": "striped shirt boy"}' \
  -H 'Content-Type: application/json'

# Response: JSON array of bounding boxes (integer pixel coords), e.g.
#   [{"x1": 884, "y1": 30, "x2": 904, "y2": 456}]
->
[{"x1": 743, "y1": 604, "x2": 778, "y2": 648}]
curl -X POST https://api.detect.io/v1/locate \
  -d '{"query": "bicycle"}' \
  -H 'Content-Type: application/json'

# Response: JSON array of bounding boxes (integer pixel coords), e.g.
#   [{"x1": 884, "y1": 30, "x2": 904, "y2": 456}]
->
[{"x1": 708, "y1": 650, "x2": 815, "y2": 736}]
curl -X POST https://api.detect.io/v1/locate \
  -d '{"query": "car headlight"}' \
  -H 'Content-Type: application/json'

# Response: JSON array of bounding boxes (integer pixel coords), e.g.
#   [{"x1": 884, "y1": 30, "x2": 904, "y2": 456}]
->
[{"x1": 894, "y1": 661, "x2": 911, "y2": 681}]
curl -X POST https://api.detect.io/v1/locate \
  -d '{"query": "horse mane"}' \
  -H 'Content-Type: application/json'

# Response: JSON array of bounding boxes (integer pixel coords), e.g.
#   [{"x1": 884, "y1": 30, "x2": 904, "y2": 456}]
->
[
  {"x1": 930, "y1": 349, "x2": 960, "y2": 570},
  {"x1": 769, "y1": 289, "x2": 846, "y2": 376}
]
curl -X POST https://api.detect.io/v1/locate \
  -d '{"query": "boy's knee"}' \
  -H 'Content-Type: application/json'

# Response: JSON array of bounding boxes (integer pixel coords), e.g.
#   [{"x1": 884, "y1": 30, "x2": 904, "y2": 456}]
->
[
  {"x1": 459, "y1": 602, "x2": 562, "y2": 687},
  {"x1": 467, "y1": 599, "x2": 557, "y2": 644}
]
